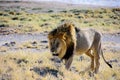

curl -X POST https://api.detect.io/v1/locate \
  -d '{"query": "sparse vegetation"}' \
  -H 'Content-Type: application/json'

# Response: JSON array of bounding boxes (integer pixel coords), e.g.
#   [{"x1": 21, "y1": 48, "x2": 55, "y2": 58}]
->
[
  {"x1": 0, "y1": 1, "x2": 120, "y2": 80},
  {"x1": 48, "y1": 10, "x2": 54, "y2": 13},
  {"x1": 0, "y1": 7, "x2": 120, "y2": 34},
  {"x1": 0, "y1": 51, "x2": 120, "y2": 80},
  {"x1": 32, "y1": 8, "x2": 42, "y2": 10}
]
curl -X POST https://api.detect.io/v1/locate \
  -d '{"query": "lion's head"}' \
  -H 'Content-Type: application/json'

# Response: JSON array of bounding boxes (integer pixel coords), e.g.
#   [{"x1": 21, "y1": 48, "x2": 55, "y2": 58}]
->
[
  {"x1": 48, "y1": 21, "x2": 76, "y2": 59},
  {"x1": 48, "y1": 32, "x2": 67, "y2": 58}
]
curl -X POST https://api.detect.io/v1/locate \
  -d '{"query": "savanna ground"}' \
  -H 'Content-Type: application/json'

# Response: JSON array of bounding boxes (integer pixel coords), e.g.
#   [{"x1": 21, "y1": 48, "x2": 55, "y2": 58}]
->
[{"x1": 0, "y1": 1, "x2": 120, "y2": 80}]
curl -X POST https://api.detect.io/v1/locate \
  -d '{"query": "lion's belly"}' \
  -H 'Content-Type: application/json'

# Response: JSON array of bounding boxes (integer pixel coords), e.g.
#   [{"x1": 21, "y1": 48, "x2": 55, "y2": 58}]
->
[
  {"x1": 75, "y1": 41, "x2": 91, "y2": 55},
  {"x1": 75, "y1": 47, "x2": 89, "y2": 55},
  {"x1": 75, "y1": 30, "x2": 94, "y2": 55}
]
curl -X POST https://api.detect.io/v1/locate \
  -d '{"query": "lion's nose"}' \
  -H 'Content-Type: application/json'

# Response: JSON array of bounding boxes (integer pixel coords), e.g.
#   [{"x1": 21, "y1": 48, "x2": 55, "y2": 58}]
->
[{"x1": 51, "y1": 48, "x2": 55, "y2": 52}]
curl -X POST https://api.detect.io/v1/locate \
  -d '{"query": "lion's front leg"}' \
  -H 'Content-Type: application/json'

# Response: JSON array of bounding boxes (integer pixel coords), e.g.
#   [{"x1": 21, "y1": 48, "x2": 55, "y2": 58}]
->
[{"x1": 65, "y1": 56, "x2": 73, "y2": 69}]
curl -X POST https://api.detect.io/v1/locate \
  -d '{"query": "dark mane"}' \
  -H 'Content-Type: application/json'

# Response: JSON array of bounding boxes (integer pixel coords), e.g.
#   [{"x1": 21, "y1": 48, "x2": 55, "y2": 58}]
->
[
  {"x1": 75, "y1": 27, "x2": 80, "y2": 32},
  {"x1": 49, "y1": 21, "x2": 80, "y2": 36},
  {"x1": 62, "y1": 42, "x2": 74, "y2": 60},
  {"x1": 49, "y1": 28, "x2": 57, "y2": 36}
]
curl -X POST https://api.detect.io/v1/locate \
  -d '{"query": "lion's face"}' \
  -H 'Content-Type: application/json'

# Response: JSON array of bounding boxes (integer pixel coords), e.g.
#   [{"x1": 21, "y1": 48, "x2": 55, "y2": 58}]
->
[
  {"x1": 48, "y1": 33, "x2": 67, "y2": 58},
  {"x1": 49, "y1": 38, "x2": 61, "y2": 55}
]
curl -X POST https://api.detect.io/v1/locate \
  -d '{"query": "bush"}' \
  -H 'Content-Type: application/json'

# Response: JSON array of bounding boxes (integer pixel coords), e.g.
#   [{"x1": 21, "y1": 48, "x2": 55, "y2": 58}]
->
[
  {"x1": 12, "y1": 17, "x2": 18, "y2": 20},
  {"x1": 0, "y1": 24, "x2": 8, "y2": 27},
  {"x1": 48, "y1": 10, "x2": 53, "y2": 13}
]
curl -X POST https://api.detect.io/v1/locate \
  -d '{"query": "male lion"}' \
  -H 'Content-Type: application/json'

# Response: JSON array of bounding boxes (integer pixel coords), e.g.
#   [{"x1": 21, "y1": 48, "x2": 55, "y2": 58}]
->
[{"x1": 48, "y1": 22, "x2": 112, "y2": 73}]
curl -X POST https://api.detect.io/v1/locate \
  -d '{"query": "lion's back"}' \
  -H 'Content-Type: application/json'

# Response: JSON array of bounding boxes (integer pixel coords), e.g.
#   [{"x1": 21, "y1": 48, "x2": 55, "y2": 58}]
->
[{"x1": 76, "y1": 28, "x2": 100, "y2": 53}]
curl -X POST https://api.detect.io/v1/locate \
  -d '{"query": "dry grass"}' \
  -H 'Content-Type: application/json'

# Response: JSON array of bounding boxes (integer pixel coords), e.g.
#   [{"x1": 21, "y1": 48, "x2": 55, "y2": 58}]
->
[
  {"x1": 0, "y1": 1, "x2": 120, "y2": 80},
  {"x1": 0, "y1": 50, "x2": 120, "y2": 80}
]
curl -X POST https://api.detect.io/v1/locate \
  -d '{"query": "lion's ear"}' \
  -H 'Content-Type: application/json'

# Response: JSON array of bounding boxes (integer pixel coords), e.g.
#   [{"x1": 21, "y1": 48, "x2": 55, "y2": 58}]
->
[
  {"x1": 68, "y1": 24, "x2": 73, "y2": 29},
  {"x1": 59, "y1": 33, "x2": 66, "y2": 40}
]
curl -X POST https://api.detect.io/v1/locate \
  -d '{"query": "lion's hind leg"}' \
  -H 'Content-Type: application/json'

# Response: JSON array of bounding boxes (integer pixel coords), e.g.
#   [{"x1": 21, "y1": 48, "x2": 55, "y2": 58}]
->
[
  {"x1": 85, "y1": 49, "x2": 94, "y2": 71},
  {"x1": 92, "y1": 32, "x2": 101, "y2": 73},
  {"x1": 93, "y1": 48, "x2": 100, "y2": 74},
  {"x1": 93, "y1": 40, "x2": 100, "y2": 73}
]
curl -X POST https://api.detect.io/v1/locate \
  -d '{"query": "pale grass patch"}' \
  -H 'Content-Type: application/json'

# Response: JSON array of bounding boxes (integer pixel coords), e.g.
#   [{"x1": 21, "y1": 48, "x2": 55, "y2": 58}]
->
[
  {"x1": 0, "y1": 51, "x2": 53, "y2": 80},
  {"x1": 72, "y1": 55, "x2": 91, "y2": 72},
  {"x1": 0, "y1": 46, "x2": 8, "y2": 52}
]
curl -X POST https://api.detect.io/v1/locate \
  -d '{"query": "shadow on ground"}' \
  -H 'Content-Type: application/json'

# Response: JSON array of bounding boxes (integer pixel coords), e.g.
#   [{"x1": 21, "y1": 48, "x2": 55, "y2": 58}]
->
[{"x1": 31, "y1": 67, "x2": 59, "y2": 77}]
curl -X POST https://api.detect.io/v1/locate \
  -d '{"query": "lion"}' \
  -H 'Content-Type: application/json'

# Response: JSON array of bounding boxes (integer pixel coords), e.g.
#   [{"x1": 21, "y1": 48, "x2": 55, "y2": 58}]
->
[{"x1": 48, "y1": 21, "x2": 112, "y2": 73}]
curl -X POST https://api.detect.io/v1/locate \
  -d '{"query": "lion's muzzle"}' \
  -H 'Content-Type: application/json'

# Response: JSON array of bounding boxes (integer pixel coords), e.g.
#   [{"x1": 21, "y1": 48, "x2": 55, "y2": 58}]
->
[
  {"x1": 52, "y1": 52, "x2": 59, "y2": 56},
  {"x1": 53, "y1": 54, "x2": 59, "y2": 56}
]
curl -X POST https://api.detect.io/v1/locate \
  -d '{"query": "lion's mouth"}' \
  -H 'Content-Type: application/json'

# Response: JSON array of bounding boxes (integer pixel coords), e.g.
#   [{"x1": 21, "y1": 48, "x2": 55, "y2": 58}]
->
[{"x1": 53, "y1": 53, "x2": 59, "y2": 56}]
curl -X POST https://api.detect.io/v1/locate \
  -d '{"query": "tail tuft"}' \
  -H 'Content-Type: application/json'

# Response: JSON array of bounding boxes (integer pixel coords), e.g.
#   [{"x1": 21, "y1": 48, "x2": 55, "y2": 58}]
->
[{"x1": 106, "y1": 62, "x2": 112, "y2": 68}]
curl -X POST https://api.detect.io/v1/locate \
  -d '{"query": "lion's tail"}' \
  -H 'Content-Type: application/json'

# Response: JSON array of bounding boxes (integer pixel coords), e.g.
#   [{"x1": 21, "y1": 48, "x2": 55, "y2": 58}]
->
[{"x1": 100, "y1": 43, "x2": 112, "y2": 68}]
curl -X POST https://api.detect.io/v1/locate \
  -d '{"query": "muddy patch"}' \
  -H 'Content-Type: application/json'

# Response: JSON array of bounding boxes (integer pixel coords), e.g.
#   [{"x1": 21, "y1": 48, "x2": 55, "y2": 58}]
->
[
  {"x1": 0, "y1": 33, "x2": 49, "y2": 53},
  {"x1": 102, "y1": 33, "x2": 120, "y2": 52},
  {"x1": 0, "y1": 33, "x2": 120, "y2": 53}
]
